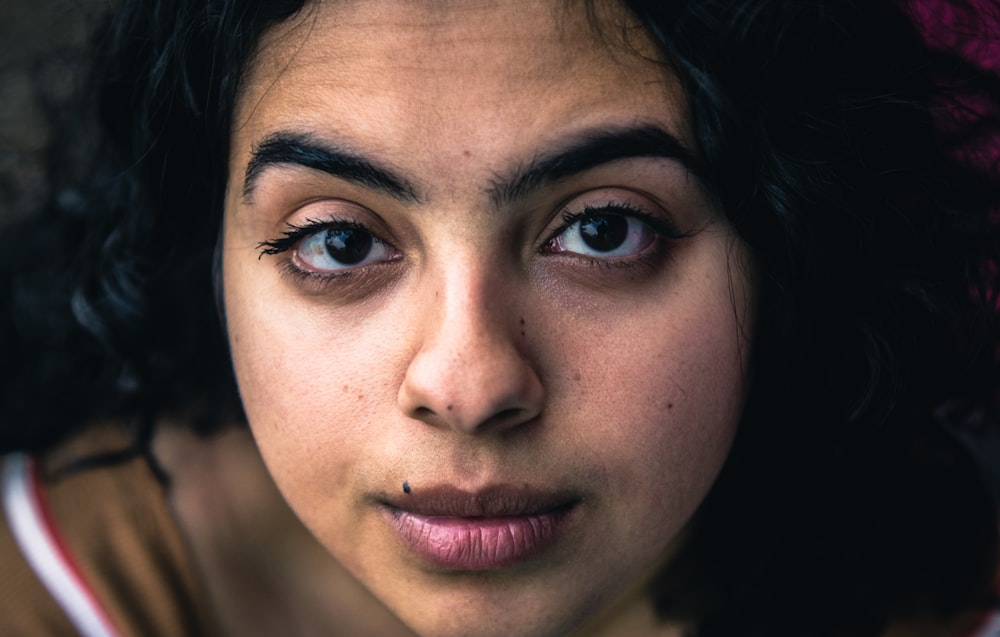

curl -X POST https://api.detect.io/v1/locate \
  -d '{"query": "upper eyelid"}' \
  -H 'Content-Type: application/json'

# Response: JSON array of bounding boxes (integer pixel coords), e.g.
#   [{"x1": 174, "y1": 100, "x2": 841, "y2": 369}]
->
[
  {"x1": 251, "y1": 189, "x2": 386, "y2": 231},
  {"x1": 554, "y1": 201, "x2": 646, "y2": 232},
  {"x1": 555, "y1": 186, "x2": 664, "y2": 218},
  {"x1": 563, "y1": 200, "x2": 648, "y2": 218},
  {"x1": 550, "y1": 200, "x2": 687, "y2": 241},
  {"x1": 257, "y1": 217, "x2": 379, "y2": 258},
  {"x1": 258, "y1": 194, "x2": 397, "y2": 248}
]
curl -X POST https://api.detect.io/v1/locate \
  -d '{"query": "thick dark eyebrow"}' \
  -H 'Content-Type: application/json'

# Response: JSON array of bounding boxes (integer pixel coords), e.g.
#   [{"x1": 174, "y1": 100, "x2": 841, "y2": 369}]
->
[
  {"x1": 242, "y1": 132, "x2": 420, "y2": 203},
  {"x1": 489, "y1": 124, "x2": 704, "y2": 208}
]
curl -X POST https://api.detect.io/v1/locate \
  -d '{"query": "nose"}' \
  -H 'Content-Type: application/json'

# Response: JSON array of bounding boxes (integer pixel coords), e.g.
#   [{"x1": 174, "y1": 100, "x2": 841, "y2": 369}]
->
[{"x1": 397, "y1": 267, "x2": 544, "y2": 435}]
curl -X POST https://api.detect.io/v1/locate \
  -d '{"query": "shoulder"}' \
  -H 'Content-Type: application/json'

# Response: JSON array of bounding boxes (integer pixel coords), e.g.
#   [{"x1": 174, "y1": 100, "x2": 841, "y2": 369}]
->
[
  {"x1": 0, "y1": 454, "x2": 80, "y2": 635},
  {"x1": 0, "y1": 427, "x2": 219, "y2": 637}
]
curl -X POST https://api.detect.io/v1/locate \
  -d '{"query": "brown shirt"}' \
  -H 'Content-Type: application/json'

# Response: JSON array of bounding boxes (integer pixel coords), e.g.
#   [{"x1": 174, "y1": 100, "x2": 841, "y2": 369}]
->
[{"x1": 0, "y1": 429, "x2": 219, "y2": 636}]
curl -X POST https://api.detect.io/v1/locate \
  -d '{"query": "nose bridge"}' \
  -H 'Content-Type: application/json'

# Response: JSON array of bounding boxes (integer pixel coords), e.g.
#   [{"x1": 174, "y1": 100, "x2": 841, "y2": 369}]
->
[
  {"x1": 398, "y1": 257, "x2": 544, "y2": 434},
  {"x1": 439, "y1": 260, "x2": 506, "y2": 348},
  {"x1": 419, "y1": 262, "x2": 505, "y2": 376}
]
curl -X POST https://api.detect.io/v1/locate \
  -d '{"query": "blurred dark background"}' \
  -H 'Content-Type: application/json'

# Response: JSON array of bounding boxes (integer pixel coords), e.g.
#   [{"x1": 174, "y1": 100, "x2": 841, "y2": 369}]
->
[{"x1": 0, "y1": 0, "x2": 103, "y2": 222}]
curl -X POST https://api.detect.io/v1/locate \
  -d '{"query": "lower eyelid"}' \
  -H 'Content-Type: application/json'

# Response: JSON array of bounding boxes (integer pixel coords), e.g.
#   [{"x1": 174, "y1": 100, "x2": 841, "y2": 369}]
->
[{"x1": 276, "y1": 258, "x2": 403, "y2": 299}]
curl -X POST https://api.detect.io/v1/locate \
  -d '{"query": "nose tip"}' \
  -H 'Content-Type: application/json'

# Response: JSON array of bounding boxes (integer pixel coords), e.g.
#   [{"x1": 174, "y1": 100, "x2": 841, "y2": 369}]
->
[{"x1": 397, "y1": 317, "x2": 545, "y2": 435}]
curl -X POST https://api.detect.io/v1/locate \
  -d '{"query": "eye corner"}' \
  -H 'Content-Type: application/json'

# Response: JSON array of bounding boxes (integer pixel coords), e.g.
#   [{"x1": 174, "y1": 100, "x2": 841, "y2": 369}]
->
[{"x1": 256, "y1": 226, "x2": 305, "y2": 259}]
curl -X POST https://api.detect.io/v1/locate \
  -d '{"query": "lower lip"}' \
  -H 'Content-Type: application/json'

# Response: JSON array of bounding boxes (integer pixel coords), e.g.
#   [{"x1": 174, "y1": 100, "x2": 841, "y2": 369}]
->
[{"x1": 385, "y1": 507, "x2": 574, "y2": 570}]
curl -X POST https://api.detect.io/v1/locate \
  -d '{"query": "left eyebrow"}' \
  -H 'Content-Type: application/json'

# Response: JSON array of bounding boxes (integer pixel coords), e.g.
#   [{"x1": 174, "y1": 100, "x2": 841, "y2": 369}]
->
[
  {"x1": 488, "y1": 124, "x2": 705, "y2": 208},
  {"x1": 242, "y1": 131, "x2": 421, "y2": 204}
]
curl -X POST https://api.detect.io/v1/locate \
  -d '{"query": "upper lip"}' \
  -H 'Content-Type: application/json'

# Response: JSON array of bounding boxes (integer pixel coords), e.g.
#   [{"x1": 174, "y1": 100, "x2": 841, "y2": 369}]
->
[{"x1": 378, "y1": 484, "x2": 580, "y2": 518}]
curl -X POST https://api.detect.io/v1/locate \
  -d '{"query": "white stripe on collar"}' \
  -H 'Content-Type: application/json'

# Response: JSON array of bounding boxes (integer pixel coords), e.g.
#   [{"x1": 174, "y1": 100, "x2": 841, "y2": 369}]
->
[{"x1": 2, "y1": 453, "x2": 121, "y2": 637}]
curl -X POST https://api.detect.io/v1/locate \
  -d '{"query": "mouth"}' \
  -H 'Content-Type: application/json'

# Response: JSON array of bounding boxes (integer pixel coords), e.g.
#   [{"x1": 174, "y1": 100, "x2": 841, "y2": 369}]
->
[{"x1": 378, "y1": 485, "x2": 580, "y2": 571}]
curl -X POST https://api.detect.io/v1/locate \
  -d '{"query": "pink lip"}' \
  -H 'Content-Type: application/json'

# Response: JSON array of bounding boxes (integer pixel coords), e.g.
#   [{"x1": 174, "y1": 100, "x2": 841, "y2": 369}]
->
[{"x1": 379, "y1": 485, "x2": 578, "y2": 570}]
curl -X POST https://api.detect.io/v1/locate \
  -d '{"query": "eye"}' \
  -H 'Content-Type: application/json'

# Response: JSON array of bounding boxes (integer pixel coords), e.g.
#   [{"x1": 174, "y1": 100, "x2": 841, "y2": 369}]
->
[
  {"x1": 297, "y1": 225, "x2": 395, "y2": 272},
  {"x1": 258, "y1": 219, "x2": 399, "y2": 275},
  {"x1": 545, "y1": 207, "x2": 659, "y2": 259}
]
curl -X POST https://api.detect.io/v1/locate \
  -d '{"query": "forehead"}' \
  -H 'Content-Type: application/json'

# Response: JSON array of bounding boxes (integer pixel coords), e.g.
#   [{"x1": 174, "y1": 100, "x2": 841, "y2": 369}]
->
[{"x1": 233, "y1": 1, "x2": 689, "y2": 163}]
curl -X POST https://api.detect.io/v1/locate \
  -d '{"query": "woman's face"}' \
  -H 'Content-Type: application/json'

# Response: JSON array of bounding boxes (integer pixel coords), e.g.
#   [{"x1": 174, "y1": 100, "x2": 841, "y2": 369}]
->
[{"x1": 223, "y1": 1, "x2": 753, "y2": 635}]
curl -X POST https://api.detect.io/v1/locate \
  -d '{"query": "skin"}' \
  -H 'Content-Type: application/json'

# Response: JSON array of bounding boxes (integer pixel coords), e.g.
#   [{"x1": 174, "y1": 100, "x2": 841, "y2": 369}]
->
[
  {"x1": 154, "y1": 424, "x2": 416, "y2": 636},
  {"x1": 222, "y1": 1, "x2": 754, "y2": 636}
]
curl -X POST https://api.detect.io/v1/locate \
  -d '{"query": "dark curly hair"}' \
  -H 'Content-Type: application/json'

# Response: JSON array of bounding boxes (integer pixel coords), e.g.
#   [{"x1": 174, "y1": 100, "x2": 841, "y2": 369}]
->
[{"x1": 1, "y1": 1, "x2": 997, "y2": 636}]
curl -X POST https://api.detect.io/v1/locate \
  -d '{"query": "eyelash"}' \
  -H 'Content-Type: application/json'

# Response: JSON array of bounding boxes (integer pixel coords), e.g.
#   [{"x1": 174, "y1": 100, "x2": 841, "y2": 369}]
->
[{"x1": 258, "y1": 217, "x2": 363, "y2": 258}]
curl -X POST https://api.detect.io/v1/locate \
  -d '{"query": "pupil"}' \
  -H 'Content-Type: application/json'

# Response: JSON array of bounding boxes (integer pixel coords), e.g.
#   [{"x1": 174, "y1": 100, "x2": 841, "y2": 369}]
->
[
  {"x1": 580, "y1": 215, "x2": 627, "y2": 252},
  {"x1": 325, "y1": 228, "x2": 372, "y2": 265}
]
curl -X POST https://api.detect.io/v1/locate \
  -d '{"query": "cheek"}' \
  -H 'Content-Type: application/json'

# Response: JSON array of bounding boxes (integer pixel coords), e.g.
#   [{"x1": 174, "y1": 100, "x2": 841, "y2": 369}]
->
[
  {"x1": 557, "y1": 282, "x2": 747, "y2": 537},
  {"x1": 586, "y1": 350, "x2": 740, "y2": 483},
  {"x1": 223, "y1": 267, "x2": 401, "y2": 505}
]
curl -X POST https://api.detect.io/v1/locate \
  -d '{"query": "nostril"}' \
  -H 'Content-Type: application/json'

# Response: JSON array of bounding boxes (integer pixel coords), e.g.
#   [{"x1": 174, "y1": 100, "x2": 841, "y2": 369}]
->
[
  {"x1": 413, "y1": 406, "x2": 436, "y2": 420},
  {"x1": 482, "y1": 407, "x2": 535, "y2": 431},
  {"x1": 494, "y1": 407, "x2": 523, "y2": 421}
]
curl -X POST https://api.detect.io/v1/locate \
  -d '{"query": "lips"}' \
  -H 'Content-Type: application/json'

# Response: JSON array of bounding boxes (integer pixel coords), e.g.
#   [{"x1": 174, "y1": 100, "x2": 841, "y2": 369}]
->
[{"x1": 379, "y1": 485, "x2": 579, "y2": 570}]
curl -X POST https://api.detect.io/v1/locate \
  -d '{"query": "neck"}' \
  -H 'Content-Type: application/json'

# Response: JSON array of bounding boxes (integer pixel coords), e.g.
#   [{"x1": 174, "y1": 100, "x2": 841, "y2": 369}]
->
[{"x1": 154, "y1": 423, "x2": 415, "y2": 637}]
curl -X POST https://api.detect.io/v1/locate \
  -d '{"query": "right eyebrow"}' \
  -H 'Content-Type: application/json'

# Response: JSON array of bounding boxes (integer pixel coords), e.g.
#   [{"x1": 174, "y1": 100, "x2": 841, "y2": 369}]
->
[
  {"x1": 487, "y1": 124, "x2": 706, "y2": 208},
  {"x1": 242, "y1": 131, "x2": 421, "y2": 204}
]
